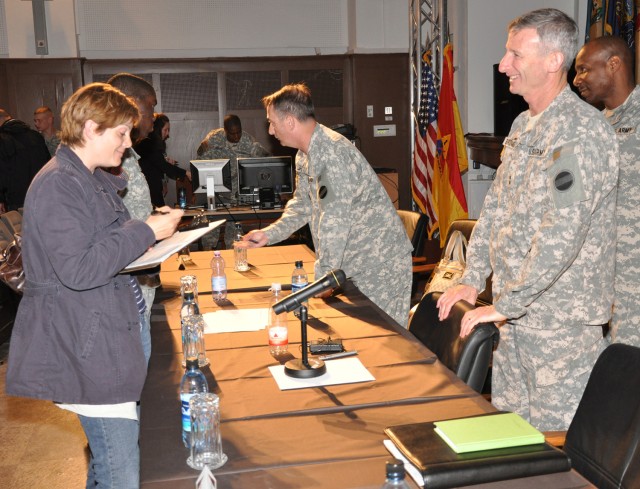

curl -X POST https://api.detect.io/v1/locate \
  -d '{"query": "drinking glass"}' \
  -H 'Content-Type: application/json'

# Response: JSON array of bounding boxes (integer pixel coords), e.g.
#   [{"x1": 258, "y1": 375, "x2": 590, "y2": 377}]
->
[
  {"x1": 233, "y1": 243, "x2": 249, "y2": 272},
  {"x1": 187, "y1": 393, "x2": 227, "y2": 470}
]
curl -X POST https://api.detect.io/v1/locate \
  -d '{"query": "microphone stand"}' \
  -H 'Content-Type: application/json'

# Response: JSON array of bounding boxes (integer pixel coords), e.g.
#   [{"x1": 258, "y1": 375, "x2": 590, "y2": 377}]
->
[{"x1": 284, "y1": 306, "x2": 327, "y2": 378}]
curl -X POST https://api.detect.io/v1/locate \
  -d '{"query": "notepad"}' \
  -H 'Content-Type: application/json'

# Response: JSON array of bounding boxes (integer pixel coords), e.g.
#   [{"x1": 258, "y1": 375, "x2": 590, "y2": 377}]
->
[{"x1": 433, "y1": 412, "x2": 545, "y2": 453}]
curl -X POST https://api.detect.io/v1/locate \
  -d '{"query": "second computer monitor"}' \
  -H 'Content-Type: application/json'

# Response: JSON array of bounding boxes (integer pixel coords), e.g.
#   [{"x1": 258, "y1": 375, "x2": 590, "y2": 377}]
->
[{"x1": 237, "y1": 156, "x2": 294, "y2": 197}]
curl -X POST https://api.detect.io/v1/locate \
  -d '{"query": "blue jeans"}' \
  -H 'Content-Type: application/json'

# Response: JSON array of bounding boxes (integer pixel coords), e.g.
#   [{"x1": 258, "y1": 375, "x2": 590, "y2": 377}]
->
[
  {"x1": 140, "y1": 311, "x2": 151, "y2": 365},
  {"x1": 78, "y1": 415, "x2": 140, "y2": 488}
]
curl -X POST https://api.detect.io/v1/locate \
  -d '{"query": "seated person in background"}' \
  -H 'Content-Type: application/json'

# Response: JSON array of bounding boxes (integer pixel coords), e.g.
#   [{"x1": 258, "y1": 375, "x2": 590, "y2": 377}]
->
[
  {"x1": 242, "y1": 83, "x2": 413, "y2": 328},
  {"x1": 136, "y1": 113, "x2": 190, "y2": 208},
  {"x1": 197, "y1": 114, "x2": 270, "y2": 248},
  {"x1": 33, "y1": 106, "x2": 61, "y2": 157},
  {"x1": 197, "y1": 114, "x2": 270, "y2": 204}
]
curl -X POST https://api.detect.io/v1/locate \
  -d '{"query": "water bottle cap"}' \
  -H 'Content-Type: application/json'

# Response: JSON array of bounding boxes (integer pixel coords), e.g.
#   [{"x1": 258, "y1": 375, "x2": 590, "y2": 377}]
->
[
  {"x1": 385, "y1": 459, "x2": 406, "y2": 478},
  {"x1": 295, "y1": 260, "x2": 303, "y2": 268},
  {"x1": 185, "y1": 359, "x2": 199, "y2": 370},
  {"x1": 214, "y1": 251, "x2": 221, "y2": 256},
  {"x1": 270, "y1": 282, "x2": 282, "y2": 291}
]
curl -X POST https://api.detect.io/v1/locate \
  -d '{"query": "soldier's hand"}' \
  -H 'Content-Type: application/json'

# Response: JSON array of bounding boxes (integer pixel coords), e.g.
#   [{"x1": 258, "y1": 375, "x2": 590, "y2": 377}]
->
[
  {"x1": 436, "y1": 284, "x2": 478, "y2": 321},
  {"x1": 460, "y1": 305, "x2": 506, "y2": 338},
  {"x1": 243, "y1": 230, "x2": 267, "y2": 248}
]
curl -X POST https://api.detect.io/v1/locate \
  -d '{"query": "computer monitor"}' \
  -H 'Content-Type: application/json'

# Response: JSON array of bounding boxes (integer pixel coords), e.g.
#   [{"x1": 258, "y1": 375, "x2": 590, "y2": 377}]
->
[
  {"x1": 237, "y1": 156, "x2": 294, "y2": 197},
  {"x1": 190, "y1": 159, "x2": 232, "y2": 194}
]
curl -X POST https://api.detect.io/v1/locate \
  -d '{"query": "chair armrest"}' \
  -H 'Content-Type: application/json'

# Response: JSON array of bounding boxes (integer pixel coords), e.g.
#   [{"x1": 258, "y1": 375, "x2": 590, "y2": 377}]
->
[
  {"x1": 543, "y1": 430, "x2": 567, "y2": 448},
  {"x1": 412, "y1": 256, "x2": 427, "y2": 264}
]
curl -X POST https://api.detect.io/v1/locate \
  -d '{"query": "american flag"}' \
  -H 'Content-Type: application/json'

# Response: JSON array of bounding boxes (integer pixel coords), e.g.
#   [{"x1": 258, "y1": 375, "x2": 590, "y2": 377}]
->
[{"x1": 412, "y1": 51, "x2": 438, "y2": 235}]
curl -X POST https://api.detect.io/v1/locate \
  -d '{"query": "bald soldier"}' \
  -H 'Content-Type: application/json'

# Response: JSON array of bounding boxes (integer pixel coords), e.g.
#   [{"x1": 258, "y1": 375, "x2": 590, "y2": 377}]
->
[{"x1": 574, "y1": 36, "x2": 640, "y2": 346}]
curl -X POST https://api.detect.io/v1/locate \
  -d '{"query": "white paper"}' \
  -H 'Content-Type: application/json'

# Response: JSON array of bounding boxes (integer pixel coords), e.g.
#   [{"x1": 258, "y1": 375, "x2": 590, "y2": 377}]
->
[
  {"x1": 268, "y1": 357, "x2": 375, "y2": 390},
  {"x1": 383, "y1": 439, "x2": 425, "y2": 487},
  {"x1": 203, "y1": 308, "x2": 269, "y2": 333},
  {"x1": 124, "y1": 220, "x2": 224, "y2": 272}
]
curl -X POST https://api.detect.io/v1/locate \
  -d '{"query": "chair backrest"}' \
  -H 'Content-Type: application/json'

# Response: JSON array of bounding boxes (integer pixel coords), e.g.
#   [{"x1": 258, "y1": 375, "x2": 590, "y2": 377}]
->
[
  {"x1": 408, "y1": 291, "x2": 498, "y2": 392},
  {"x1": 564, "y1": 343, "x2": 640, "y2": 489},
  {"x1": 397, "y1": 210, "x2": 428, "y2": 258},
  {"x1": 439, "y1": 219, "x2": 493, "y2": 305},
  {"x1": 0, "y1": 210, "x2": 22, "y2": 236}
]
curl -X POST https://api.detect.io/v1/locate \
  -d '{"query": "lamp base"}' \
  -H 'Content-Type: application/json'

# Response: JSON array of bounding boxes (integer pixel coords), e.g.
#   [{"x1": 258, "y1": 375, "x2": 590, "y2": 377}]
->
[{"x1": 284, "y1": 358, "x2": 327, "y2": 378}]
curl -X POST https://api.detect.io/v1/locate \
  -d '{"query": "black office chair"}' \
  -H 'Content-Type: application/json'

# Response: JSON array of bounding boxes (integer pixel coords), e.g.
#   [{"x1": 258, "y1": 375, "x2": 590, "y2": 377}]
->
[
  {"x1": 397, "y1": 209, "x2": 428, "y2": 259},
  {"x1": 397, "y1": 210, "x2": 430, "y2": 298},
  {"x1": 562, "y1": 343, "x2": 640, "y2": 489},
  {"x1": 408, "y1": 291, "x2": 498, "y2": 393}
]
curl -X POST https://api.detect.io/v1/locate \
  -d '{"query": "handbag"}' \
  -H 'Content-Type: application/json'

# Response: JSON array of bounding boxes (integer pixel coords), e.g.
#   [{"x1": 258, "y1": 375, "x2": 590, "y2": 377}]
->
[
  {"x1": 0, "y1": 232, "x2": 24, "y2": 294},
  {"x1": 424, "y1": 230, "x2": 467, "y2": 294}
]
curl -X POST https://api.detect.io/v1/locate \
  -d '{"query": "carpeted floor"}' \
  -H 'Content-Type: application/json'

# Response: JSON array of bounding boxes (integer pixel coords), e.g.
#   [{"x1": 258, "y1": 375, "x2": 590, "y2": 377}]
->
[{"x1": 0, "y1": 341, "x2": 88, "y2": 488}]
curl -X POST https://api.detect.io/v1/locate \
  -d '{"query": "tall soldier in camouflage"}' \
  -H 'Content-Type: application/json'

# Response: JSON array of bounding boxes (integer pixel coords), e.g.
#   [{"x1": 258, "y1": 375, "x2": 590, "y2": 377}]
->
[
  {"x1": 574, "y1": 37, "x2": 640, "y2": 346},
  {"x1": 108, "y1": 73, "x2": 159, "y2": 363},
  {"x1": 241, "y1": 84, "x2": 413, "y2": 327},
  {"x1": 437, "y1": 9, "x2": 618, "y2": 431},
  {"x1": 197, "y1": 114, "x2": 270, "y2": 248}
]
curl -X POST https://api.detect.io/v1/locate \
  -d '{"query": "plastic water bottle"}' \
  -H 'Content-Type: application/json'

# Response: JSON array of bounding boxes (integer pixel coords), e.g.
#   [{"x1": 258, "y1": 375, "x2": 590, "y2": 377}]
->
[
  {"x1": 210, "y1": 251, "x2": 227, "y2": 302},
  {"x1": 267, "y1": 283, "x2": 288, "y2": 355},
  {"x1": 180, "y1": 277, "x2": 202, "y2": 367},
  {"x1": 291, "y1": 260, "x2": 308, "y2": 315},
  {"x1": 380, "y1": 459, "x2": 411, "y2": 488},
  {"x1": 178, "y1": 187, "x2": 187, "y2": 209},
  {"x1": 180, "y1": 358, "x2": 208, "y2": 448}
]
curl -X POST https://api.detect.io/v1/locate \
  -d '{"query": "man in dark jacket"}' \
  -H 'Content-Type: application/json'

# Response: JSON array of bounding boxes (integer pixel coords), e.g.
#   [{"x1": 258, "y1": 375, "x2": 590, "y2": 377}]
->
[{"x1": 0, "y1": 110, "x2": 51, "y2": 211}]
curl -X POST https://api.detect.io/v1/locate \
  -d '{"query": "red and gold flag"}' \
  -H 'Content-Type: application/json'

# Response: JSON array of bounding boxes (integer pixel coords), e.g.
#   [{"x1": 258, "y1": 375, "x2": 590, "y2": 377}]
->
[{"x1": 433, "y1": 43, "x2": 468, "y2": 246}]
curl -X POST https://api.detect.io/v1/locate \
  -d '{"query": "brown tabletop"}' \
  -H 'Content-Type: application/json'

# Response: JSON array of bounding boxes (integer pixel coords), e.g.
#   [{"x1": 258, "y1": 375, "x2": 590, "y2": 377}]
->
[{"x1": 141, "y1": 245, "x2": 594, "y2": 489}]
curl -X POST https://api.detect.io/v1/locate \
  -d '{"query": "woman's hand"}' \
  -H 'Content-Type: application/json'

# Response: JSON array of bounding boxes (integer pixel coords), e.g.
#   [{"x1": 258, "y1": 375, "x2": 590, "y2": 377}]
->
[{"x1": 145, "y1": 207, "x2": 183, "y2": 240}]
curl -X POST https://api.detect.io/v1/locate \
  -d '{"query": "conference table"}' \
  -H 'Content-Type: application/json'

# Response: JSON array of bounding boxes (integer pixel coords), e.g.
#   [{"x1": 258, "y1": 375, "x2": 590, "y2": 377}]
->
[{"x1": 140, "y1": 244, "x2": 593, "y2": 488}]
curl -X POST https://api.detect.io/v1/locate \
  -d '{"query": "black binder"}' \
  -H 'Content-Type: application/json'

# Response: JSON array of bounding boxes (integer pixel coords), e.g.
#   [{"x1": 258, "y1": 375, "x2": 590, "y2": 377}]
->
[{"x1": 384, "y1": 413, "x2": 571, "y2": 489}]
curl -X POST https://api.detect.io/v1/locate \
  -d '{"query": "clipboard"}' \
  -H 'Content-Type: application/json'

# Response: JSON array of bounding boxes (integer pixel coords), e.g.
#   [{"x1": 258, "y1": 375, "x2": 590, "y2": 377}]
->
[{"x1": 123, "y1": 220, "x2": 224, "y2": 272}]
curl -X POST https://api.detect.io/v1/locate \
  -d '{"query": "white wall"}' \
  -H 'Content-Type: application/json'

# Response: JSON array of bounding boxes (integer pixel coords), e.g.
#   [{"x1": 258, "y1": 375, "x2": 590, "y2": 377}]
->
[
  {"x1": 0, "y1": 0, "x2": 409, "y2": 59},
  {"x1": 3, "y1": 0, "x2": 77, "y2": 58},
  {"x1": 457, "y1": 0, "x2": 586, "y2": 133}
]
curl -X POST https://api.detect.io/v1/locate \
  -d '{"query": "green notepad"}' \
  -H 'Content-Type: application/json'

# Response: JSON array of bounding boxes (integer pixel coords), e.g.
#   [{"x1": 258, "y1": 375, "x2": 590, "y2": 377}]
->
[{"x1": 433, "y1": 412, "x2": 545, "y2": 453}]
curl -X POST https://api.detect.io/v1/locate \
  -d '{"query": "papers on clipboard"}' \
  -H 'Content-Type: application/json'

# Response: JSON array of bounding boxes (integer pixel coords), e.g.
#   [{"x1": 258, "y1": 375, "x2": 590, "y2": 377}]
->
[{"x1": 124, "y1": 220, "x2": 224, "y2": 272}]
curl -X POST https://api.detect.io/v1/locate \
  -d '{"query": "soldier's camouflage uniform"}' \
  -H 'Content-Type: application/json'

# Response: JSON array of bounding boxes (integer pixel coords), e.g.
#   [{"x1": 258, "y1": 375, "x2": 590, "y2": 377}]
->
[
  {"x1": 262, "y1": 124, "x2": 412, "y2": 327},
  {"x1": 606, "y1": 85, "x2": 640, "y2": 346},
  {"x1": 461, "y1": 87, "x2": 618, "y2": 431},
  {"x1": 120, "y1": 149, "x2": 155, "y2": 335},
  {"x1": 197, "y1": 129, "x2": 269, "y2": 248},
  {"x1": 44, "y1": 134, "x2": 60, "y2": 158}
]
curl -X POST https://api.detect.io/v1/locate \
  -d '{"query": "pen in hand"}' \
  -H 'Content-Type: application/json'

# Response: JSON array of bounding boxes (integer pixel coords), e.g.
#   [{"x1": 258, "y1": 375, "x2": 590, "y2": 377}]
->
[{"x1": 152, "y1": 209, "x2": 170, "y2": 215}]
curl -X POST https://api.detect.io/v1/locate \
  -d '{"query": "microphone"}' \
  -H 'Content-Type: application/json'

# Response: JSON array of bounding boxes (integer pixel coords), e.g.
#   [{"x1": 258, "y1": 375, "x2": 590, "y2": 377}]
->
[{"x1": 272, "y1": 269, "x2": 346, "y2": 314}]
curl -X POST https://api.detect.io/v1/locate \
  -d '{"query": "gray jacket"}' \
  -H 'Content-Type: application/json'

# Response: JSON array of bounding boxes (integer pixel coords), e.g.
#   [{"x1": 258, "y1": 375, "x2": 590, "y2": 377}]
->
[{"x1": 6, "y1": 145, "x2": 156, "y2": 404}]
